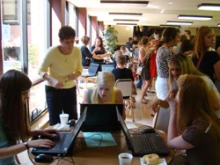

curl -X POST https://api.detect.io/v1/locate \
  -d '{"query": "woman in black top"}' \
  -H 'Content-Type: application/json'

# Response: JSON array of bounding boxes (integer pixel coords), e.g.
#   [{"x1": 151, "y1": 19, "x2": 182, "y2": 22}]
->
[
  {"x1": 80, "y1": 36, "x2": 93, "y2": 67},
  {"x1": 90, "y1": 37, "x2": 107, "y2": 63}
]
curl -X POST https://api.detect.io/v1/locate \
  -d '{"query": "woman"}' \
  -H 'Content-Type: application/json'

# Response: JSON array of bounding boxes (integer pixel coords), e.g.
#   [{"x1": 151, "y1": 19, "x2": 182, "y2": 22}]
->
[
  {"x1": 90, "y1": 37, "x2": 107, "y2": 63},
  {"x1": 82, "y1": 72, "x2": 125, "y2": 119},
  {"x1": 167, "y1": 74, "x2": 220, "y2": 165},
  {"x1": 0, "y1": 70, "x2": 58, "y2": 164},
  {"x1": 38, "y1": 26, "x2": 83, "y2": 125},
  {"x1": 192, "y1": 26, "x2": 220, "y2": 83},
  {"x1": 155, "y1": 27, "x2": 180, "y2": 100}
]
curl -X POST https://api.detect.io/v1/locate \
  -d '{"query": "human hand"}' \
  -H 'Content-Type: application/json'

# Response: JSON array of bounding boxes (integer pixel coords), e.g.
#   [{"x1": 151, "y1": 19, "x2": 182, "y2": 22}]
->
[
  {"x1": 28, "y1": 139, "x2": 55, "y2": 148},
  {"x1": 95, "y1": 47, "x2": 101, "y2": 51},
  {"x1": 50, "y1": 77, "x2": 63, "y2": 88},
  {"x1": 38, "y1": 129, "x2": 60, "y2": 139},
  {"x1": 67, "y1": 72, "x2": 77, "y2": 80},
  {"x1": 167, "y1": 97, "x2": 177, "y2": 112}
]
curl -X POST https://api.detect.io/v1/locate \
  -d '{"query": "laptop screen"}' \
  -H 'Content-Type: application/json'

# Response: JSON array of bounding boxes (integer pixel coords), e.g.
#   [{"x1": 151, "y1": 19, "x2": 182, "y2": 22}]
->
[
  {"x1": 101, "y1": 64, "x2": 114, "y2": 72},
  {"x1": 88, "y1": 63, "x2": 99, "y2": 74},
  {"x1": 80, "y1": 104, "x2": 123, "y2": 131}
]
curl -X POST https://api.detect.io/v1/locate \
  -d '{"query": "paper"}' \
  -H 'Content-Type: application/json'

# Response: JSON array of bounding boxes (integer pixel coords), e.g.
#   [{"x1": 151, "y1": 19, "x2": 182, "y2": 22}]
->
[
  {"x1": 126, "y1": 124, "x2": 138, "y2": 129},
  {"x1": 83, "y1": 132, "x2": 117, "y2": 147}
]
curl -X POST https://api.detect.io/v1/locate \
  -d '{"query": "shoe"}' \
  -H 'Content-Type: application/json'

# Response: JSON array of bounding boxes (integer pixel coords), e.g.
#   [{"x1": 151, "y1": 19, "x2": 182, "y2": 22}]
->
[
  {"x1": 141, "y1": 98, "x2": 149, "y2": 104},
  {"x1": 147, "y1": 90, "x2": 155, "y2": 94}
]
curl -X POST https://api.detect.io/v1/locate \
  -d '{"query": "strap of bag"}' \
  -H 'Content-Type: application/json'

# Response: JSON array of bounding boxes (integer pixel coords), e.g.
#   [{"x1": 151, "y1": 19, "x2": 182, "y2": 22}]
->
[{"x1": 196, "y1": 55, "x2": 203, "y2": 69}]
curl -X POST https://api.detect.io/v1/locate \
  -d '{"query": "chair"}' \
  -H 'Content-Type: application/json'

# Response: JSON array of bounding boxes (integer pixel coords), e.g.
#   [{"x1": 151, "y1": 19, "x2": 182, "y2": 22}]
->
[
  {"x1": 115, "y1": 79, "x2": 135, "y2": 122},
  {"x1": 153, "y1": 106, "x2": 170, "y2": 132}
]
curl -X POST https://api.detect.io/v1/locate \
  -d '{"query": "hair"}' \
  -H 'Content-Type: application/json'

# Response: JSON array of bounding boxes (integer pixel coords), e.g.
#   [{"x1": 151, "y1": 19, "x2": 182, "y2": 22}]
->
[
  {"x1": 91, "y1": 72, "x2": 115, "y2": 103},
  {"x1": 120, "y1": 46, "x2": 126, "y2": 52},
  {"x1": 180, "y1": 34, "x2": 187, "y2": 42},
  {"x1": 58, "y1": 26, "x2": 76, "y2": 40},
  {"x1": 116, "y1": 55, "x2": 126, "y2": 65},
  {"x1": 94, "y1": 37, "x2": 104, "y2": 47},
  {"x1": 194, "y1": 26, "x2": 214, "y2": 59},
  {"x1": 81, "y1": 36, "x2": 90, "y2": 44},
  {"x1": 128, "y1": 37, "x2": 133, "y2": 41},
  {"x1": 127, "y1": 62, "x2": 133, "y2": 70},
  {"x1": 177, "y1": 74, "x2": 220, "y2": 139},
  {"x1": 0, "y1": 70, "x2": 32, "y2": 144},
  {"x1": 161, "y1": 27, "x2": 180, "y2": 43},
  {"x1": 180, "y1": 39, "x2": 194, "y2": 54},
  {"x1": 140, "y1": 36, "x2": 149, "y2": 46},
  {"x1": 168, "y1": 53, "x2": 204, "y2": 90},
  {"x1": 184, "y1": 30, "x2": 191, "y2": 36}
]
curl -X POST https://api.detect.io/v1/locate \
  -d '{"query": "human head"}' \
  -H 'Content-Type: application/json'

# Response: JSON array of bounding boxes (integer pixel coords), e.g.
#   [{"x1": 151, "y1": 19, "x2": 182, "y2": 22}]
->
[
  {"x1": 113, "y1": 50, "x2": 122, "y2": 59},
  {"x1": 116, "y1": 55, "x2": 126, "y2": 66},
  {"x1": 81, "y1": 35, "x2": 90, "y2": 45},
  {"x1": 58, "y1": 26, "x2": 76, "y2": 53},
  {"x1": 184, "y1": 30, "x2": 191, "y2": 39},
  {"x1": 91, "y1": 72, "x2": 115, "y2": 103},
  {"x1": 140, "y1": 36, "x2": 149, "y2": 47},
  {"x1": 128, "y1": 37, "x2": 133, "y2": 43},
  {"x1": 161, "y1": 27, "x2": 180, "y2": 46},
  {"x1": 177, "y1": 74, "x2": 220, "y2": 133},
  {"x1": 148, "y1": 36, "x2": 156, "y2": 47},
  {"x1": 180, "y1": 39, "x2": 193, "y2": 54},
  {"x1": 94, "y1": 37, "x2": 104, "y2": 47},
  {"x1": 120, "y1": 46, "x2": 126, "y2": 53},
  {"x1": 127, "y1": 62, "x2": 133, "y2": 70},
  {"x1": 133, "y1": 36, "x2": 138, "y2": 41},
  {"x1": 194, "y1": 26, "x2": 215, "y2": 59},
  {"x1": 0, "y1": 69, "x2": 32, "y2": 142},
  {"x1": 180, "y1": 34, "x2": 187, "y2": 43}
]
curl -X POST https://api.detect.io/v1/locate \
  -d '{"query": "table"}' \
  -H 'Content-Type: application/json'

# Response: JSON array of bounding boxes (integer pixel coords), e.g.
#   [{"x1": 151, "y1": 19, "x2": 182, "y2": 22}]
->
[{"x1": 29, "y1": 124, "x2": 174, "y2": 165}]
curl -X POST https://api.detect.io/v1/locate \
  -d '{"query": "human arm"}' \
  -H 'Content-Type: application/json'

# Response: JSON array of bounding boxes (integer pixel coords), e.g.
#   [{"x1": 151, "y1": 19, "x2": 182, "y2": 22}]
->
[
  {"x1": 82, "y1": 89, "x2": 90, "y2": 103},
  {"x1": 29, "y1": 129, "x2": 59, "y2": 138},
  {"x1": 43, "y1": 73, "x2": 64, "y2": 88},
  {"x1": 115, "y1": 89, "x2": 126, "y2": 120},
  {"x1": 139, "y1": 48, "x2": 154, "y2": 63}
]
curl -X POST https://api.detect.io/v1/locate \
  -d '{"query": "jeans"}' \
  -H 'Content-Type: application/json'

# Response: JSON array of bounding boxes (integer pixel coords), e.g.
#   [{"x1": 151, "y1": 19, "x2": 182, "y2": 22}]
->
[{"x1": 45, "y1": 85, "x2": 77, "y2": 125}]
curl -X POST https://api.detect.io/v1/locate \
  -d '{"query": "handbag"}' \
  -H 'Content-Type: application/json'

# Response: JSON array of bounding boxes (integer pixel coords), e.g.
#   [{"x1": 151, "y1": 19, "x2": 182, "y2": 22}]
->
[{"x1": 137, "y1": 65, "x2": 143, "y2": 75}]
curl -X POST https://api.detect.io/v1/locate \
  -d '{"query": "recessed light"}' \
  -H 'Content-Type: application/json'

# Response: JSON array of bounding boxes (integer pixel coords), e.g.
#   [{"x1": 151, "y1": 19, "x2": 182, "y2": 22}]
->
[
  {"x1": 116, "y1": 23, "x2": 137, "y2": 26},
  {"x1": 100, "y1": 0, "x2": 148, "y2": 6},
  {"x1": 114, "y1": 19, "x2": 139, "y2": 22},
  {"x1": 167, "y1": 21, "x2": 193, "y2": 25},
  {"x1": 218, "y1": 24, "x2": 220, "y2": 27},
  {"x1": 109, "y1": 12, "x2": 142, "y2": 16},
  {"x1": 160, "y1": 24, "x2": 181, "y2": 28},
  {"x1": 169, "y1": 2, "x2": 172, "y2": 5},
  {"x1": 198, "y1": 3, "x2": 220, "y2": 11},
  {"x1": 178, "y1": 15, "x2": 212, "y2": 20}
]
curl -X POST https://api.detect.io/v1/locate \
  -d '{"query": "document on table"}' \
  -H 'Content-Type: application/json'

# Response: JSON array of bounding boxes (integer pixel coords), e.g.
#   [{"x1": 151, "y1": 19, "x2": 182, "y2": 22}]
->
[{"x1": 83, "y1": 132, "x2": 117, "y2": 147}]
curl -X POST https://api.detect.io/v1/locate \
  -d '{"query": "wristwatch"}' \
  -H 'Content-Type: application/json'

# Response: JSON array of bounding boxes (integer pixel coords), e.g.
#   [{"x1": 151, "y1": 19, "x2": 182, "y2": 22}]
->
[{"x1": 23, "y1": 142, "x2": 29, "y2": 150}]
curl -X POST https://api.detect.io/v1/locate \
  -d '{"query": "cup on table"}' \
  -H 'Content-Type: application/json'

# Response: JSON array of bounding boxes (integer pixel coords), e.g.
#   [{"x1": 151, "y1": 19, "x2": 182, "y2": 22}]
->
[
  {"x1": 59, "y1": 113, "x2": 69, "y2": 125},
  {"x1": 118, "y1": 153, "x2": 133, "y2": 165}
]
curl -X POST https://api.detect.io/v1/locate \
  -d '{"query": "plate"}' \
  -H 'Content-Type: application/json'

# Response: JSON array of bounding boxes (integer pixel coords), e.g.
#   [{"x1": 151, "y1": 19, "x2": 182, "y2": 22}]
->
[{"x1": 140, "y1": 158, "x2": 167, "y2": 165}]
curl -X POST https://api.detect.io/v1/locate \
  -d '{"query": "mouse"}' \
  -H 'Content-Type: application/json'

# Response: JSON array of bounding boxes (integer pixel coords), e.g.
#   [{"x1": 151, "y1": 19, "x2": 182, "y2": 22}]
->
[
  {"x1": 141, "y1": 127, "x2": 156, "y2": 134},
  {"x1": 34, "y1": 154, "x2": 54, "y2": 163},
  {"x1": 68, "y1": 119, "x2": 75, "y2": 126}
]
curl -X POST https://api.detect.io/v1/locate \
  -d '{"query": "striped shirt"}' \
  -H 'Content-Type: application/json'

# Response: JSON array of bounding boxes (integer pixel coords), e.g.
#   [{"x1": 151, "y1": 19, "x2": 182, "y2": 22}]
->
[{"x1": 156, "y1": 46, "x2": 174, "y2": 78}]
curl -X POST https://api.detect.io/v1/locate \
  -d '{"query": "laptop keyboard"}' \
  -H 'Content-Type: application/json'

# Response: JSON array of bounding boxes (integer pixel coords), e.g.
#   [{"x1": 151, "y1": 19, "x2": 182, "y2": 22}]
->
[{"x1": 51, "y1": 134, "x2": 67, "y2": 151}]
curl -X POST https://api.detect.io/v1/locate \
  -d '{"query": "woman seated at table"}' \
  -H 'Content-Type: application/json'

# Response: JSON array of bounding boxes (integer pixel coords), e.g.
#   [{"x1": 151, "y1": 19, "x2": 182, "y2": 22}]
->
[
  {"x1": 120, "y1": 45, "x2": 130, "y2": 62},
  {"x1": 0, "y1": 70, "x2": 58, "y2": 164},
  {"x1": 167, "y1": 74, "x2": 220, "y2": 165},
  {"x1": 82, "y1": 71, "x2": 125, "y2": 119},
  {"x1": 90, "y1": 37, "x2": 107, "y2": 63}
]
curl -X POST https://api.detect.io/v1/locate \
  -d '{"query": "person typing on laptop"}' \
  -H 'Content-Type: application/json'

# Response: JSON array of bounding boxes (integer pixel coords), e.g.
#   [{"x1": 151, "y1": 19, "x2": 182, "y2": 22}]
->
[
  {"x1": 0, "y1": 70, "x2": 59, "y2": 165},
  {"x1": 82, "y1": 71, "x2": 126, "y2": 120}
]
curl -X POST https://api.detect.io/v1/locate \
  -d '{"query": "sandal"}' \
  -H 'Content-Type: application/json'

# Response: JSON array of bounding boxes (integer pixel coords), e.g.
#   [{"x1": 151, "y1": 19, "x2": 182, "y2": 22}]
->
[{"x1": 141, "y1": 98, "x2": 149, "y2": 104}]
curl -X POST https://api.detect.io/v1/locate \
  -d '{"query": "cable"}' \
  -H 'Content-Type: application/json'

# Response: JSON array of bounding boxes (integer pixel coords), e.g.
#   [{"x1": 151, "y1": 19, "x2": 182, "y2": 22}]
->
[{"x1": 85, "y1": 133, "x2": 103, "y2": 148}]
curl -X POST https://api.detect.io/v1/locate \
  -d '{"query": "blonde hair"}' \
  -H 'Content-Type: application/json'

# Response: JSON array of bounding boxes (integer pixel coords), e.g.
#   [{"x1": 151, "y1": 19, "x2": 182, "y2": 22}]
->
[
  {"x1": 177, "y1": 74, "x2": 220, "y2": 139},
  {"x1": 91, "y1": 72, "x2": 115, "y2": 103},
  {"x1": 116, "y1": 55, "x2": 126, "y2": 65}
]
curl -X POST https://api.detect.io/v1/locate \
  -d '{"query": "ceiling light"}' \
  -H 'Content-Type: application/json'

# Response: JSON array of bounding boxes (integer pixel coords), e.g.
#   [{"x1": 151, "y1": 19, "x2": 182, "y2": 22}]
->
[
  {"x1": 178, "y1": 15, "x2": 212, "y2": 20},
  {"x1": 198, "y1": 3, "x2": 220, "y2": 11},
  {"x1": 167, "y1": 21, "x2": 193, "y2": 25},
  {"x1": 160, "y1": 24, "x2": 181, "y2": 28},
  {"x1": 114, "y1": 19, "x2": 139, "y2": 22},
  {"x1": 116, "y1": 23, "x2": 137, "y2": 26},
  {"x1": 218, "y1": 24, "x2": 220, "y2": 27},
  {"x1": 109, "y1": 12, "x2": 142, "y2": 16},
  {"x1": 100, "y1": 0, "x2": 148, "y2": 5}
]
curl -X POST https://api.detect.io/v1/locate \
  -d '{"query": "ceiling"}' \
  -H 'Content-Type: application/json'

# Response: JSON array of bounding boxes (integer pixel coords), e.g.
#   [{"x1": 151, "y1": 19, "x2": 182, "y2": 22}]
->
[{"x1": 70, "y1": 0, "x2": 220, "y2": 28}]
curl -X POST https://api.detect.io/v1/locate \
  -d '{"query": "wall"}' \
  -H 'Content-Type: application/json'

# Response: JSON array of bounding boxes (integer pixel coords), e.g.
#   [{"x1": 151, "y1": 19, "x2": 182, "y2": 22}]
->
[{"x1": 111, "y1": 25, "x2": 133, "y2": 45}]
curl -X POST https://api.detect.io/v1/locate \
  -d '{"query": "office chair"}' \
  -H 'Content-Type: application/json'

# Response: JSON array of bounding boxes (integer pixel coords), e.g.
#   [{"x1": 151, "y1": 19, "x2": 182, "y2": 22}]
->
[
  {"x1": 115, "y1": 79, "x2": 135, "y2": 122},
  {"x1": 153, "y1": 106, "x2": 170, "y2": 132}
]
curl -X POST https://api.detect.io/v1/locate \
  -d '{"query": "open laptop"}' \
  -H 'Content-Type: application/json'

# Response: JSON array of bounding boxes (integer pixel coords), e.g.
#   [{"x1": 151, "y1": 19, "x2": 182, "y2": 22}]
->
[
  {"x1": 116, "y1": 108, "x2": 169, "y2": 157},
  {"x1": 81, "y1": 63, "x2": 99, "y2": 77},
  {"x1": 101, "y1": 64, "x2": 115, "y2": 72},
  {"x1": 80, "y1": 104, "x2": 123, "y2": 132},
  {"x1": 31, "y1": 108, "x2": 87, "y2": 156}
]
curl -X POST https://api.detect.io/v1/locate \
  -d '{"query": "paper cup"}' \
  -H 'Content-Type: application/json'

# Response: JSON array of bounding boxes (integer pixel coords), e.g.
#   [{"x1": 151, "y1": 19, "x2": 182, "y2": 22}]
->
[
  {"x1": 59, "y1": 114, "x2": 69, "y2": 125},
  {"x1": 118, "y1": 153, "x2": 133, "y2": 165}
]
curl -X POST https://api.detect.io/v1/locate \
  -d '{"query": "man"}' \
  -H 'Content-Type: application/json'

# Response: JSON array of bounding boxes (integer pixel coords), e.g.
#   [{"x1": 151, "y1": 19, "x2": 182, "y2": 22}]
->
[
  {"x1": 184, "y1": 30, "x2": 191, "y2": 40},
  {"x1": 125, "y1": 37, "x2": 133, "y2": 52}
]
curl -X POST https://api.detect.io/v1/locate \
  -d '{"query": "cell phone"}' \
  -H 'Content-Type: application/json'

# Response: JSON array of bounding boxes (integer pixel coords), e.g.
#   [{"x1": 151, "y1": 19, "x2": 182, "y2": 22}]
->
[{"x1": 129, "y1": 52, "x2": 133, "y2": 57}]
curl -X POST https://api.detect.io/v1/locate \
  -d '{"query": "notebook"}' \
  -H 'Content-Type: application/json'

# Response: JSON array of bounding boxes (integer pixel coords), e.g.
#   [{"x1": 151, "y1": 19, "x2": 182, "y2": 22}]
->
[
  {"x1": 116, "y1": 108, "x2": 169, "y2": 157},
  {"x1": 80, "y1": 104, "x2": 123, "y2": 132},
  {"x1": 31, "y1": 108, "x2": 87, "y2": 156},
  {"x1": 101, "y1": 64, "x2": 115, "y2": 72},
  {"x1": 81, "y1": 63, "x2": 99, "y2": 77}
]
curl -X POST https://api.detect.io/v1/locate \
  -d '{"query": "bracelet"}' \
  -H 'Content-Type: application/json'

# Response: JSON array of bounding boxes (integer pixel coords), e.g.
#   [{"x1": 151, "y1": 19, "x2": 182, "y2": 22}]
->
[{"x1": 23, "y1": 142, "x2": 29, "y2": 150}]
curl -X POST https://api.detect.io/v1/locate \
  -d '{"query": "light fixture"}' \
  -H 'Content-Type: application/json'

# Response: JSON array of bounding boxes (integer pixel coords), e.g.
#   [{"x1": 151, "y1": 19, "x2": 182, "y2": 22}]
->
[
  {"x1": 100, "y1": 0, "x2": 149, "y2": 5},
  {"x1": 218, "y1": 24, "x2": 220, "y2": 27},
  {"x1": 160, "y1": 24, "x2": 181, "y2": 28},
  {"x1": 178, "y1": 15, "x2": 212, "y2": 20},
  {"x1": 116, "y1": 23, "x2": 137, "y2": 26},
  {"x1": 167, "y1": 21, "x2": 193, "y2": 25},
  {"x1": 198, "y1": 3, "x2": 220, "y2": 11},
  {"x1": 114, "y1": 19, "x2": 139, "y2": 22},
  {"x1": 109, "y1": 12, "x2": 142, "y2": 16}
]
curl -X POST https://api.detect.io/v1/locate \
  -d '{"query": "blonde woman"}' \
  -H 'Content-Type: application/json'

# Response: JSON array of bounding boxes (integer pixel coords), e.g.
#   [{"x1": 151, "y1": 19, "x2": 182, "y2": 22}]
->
[{"x1": 83, "y1": 72, "x2": 125, "y2": 119}]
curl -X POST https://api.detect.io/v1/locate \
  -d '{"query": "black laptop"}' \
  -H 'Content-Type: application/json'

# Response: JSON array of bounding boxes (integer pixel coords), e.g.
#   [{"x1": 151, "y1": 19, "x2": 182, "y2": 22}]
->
[
  {"x1": 80, "y1": 104, "x2": 123, "y2": 132},
  {"x1": 31, "y1": 108, "x2": 87, "y2": 156},
  {"x1": 81, "y1": 63, "x2": 99, "y2": 77},
  {"x1": 116, "y1": 108, "x2": 169, "y2": 157},
  {"x1": 101, "y1": 64, "x2": 115, "y2": 72}
]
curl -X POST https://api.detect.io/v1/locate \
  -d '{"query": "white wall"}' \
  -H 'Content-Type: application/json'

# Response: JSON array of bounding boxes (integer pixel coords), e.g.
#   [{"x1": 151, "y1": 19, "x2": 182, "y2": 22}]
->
[{"x1": 111, "y1": 25, "x2": 133, "y2": 45}]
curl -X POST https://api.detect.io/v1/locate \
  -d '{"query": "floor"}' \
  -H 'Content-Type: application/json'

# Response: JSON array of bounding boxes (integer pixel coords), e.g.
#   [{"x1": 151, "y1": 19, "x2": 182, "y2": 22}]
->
[{"x1": 17, "y1": 82, "x2": 156, "y2": 164}]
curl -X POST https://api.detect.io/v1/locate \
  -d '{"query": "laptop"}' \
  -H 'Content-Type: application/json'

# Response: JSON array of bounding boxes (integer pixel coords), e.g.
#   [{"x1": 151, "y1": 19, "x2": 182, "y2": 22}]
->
[
  {"x1": 116, "y1": 108, "x2": 169, "y2": 157},
  {"x1": 101, "y1": 64, "x2": 115, "y2": 72},
  {"x1": 80, "y1": 104, "x2": 123, "y2": 132},
  {"x1": 81, "y1": 63, "x2": 99, "y2": 77},
  {"x1": 31, "y1": 108, "x2": 87, "y2": 156}
]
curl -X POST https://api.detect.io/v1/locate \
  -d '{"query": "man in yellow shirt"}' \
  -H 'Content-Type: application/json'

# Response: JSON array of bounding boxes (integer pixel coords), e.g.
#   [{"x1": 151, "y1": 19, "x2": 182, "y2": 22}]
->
[{"x1": 38, "y1": 26, "x2": 83, "y2": 125}]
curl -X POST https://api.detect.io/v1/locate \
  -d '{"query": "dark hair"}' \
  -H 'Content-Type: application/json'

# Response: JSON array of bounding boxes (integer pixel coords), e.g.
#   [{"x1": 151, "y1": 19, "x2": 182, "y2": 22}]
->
[
  {"x1": 94, "y1": 37, "x2": 104, "y2": 47},
  {"x1": 161, "y1": 28, "x2": 180, "y2": 43},
  {"x1": 58, "y1": 26, "x2": 76, "y2": 40},
  {"x1": 180, "y1": 40, "x2": 194, "y2": 53},
  {"x1": 128, "y1": 37, "x2": 133, "y2": 41},
  {"x1": 180, "y1": 34, "x2": 187, "y2": 42},
  {"x1": 0, "y1": 70, "x2": 32, "y2": 143},
  {"x1": 185, "y1": 30, "x2": 191, "y2": 36}
]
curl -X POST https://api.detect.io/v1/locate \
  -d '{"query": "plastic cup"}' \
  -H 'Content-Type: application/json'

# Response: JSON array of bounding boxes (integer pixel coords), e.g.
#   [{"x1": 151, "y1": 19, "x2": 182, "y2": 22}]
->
[
  {"x1": 118, "y1": 153, "x2": 133, "y2": 165},
  {"x1": 59, "y1": 113, "x2": 69, "y2": 125}
]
